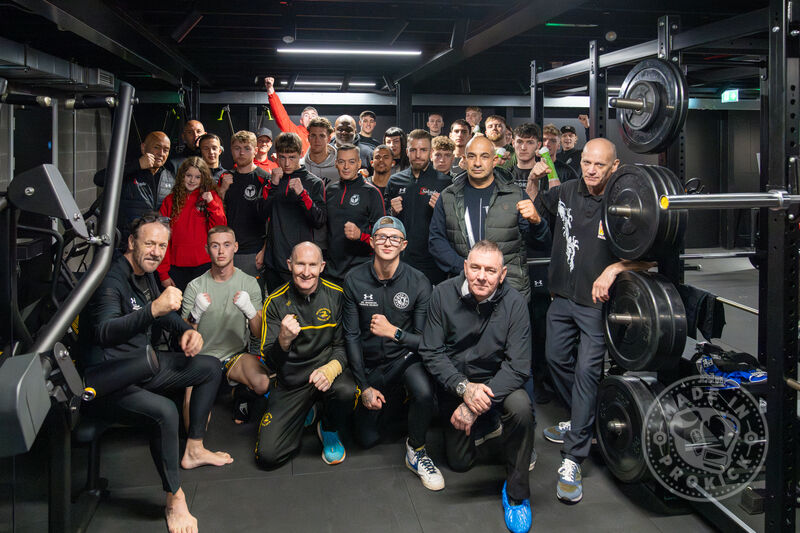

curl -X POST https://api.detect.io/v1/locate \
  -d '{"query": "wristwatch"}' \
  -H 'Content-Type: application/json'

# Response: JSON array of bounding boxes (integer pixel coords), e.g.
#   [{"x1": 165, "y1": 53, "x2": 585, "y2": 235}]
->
[
  {"x1": 456, "y1": 379, "x2": 469, "y2": 397},
  {"x1": 393, "y1": 328, "x2": 403, "y2": 343}
]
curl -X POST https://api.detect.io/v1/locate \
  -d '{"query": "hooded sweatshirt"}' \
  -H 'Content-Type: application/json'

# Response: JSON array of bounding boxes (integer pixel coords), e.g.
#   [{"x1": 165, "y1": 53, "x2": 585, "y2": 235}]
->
[{"x1": 301, "y1": 144, "x2": 340, "y2": 186}]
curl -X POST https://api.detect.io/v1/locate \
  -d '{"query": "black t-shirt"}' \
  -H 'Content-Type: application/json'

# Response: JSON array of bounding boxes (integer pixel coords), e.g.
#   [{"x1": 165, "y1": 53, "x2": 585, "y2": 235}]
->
[
  {"x1": 133, "y1": 274, "x2": 153, "y2": 303},
  {"x1": 221, "y1": 167, "x2": 270, "y2": 254},
  {"x1": 539, "y1": 178, "x2": 618, "y2": 308},
  {"x1": 463, "y1": 181, "x2": 496, "y2": 244}
]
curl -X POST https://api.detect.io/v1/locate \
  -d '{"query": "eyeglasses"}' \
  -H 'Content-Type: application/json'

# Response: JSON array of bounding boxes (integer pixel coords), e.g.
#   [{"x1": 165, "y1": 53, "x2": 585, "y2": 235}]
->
[{"x1": 374, "y1": 235, "x2": 405, "y2": 246}]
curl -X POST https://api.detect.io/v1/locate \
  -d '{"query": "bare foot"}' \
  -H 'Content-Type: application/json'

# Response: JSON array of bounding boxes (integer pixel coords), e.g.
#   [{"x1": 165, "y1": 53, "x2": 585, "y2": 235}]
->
[
  {"x1": 165, "y1": 489, "x2": 198, "y2": 533},
  {"x1": 181, "y1": 441, "x2": 233, "y2": 470}
]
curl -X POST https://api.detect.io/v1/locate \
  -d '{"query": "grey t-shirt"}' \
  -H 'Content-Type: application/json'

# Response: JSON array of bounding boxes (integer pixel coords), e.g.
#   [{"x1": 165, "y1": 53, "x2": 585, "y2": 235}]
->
[{"x1": 182, "y1": 268, "x2": 262, "y2": 360}]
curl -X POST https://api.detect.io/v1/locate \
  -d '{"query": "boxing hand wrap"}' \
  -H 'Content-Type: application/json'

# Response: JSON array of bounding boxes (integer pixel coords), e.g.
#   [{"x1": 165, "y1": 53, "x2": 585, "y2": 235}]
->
[
  {"x1": 234, "y1": 291, "x2": 258, "y2": 320},
  {"x1": 315, "y1": 360, "x2": 343, "y2": 383},
  {"x1": 191, "y1": 293, "x2": 211, "y2": 322}
]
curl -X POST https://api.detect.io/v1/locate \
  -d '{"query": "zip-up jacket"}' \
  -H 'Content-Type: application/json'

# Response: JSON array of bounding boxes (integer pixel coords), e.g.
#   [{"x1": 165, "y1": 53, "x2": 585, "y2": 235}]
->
[
  {"x1": 263, "y1": 166, "x2": 326, "y2": 273},
  {"x1": 260, "y1": 278, "x2": 347, "y2": 388},
  {"x1": 418, "y1": 273, "x2": 531, "y2": 403},
  {"x1": 94, "y1": 160, "x2": 176, "y2": 241},
  {"x1": 268, "y1": 91, "x2": 310, "y2": 155},
  {"x1": 210, "y1": 166, "x2": 227, "y2": 185},
  {"x1": 78, "y1": 252, "x2": 191, "y2": 369},
  {"x1": 385, "y1": 163, "x2": 452, "y2": 281},
  {"x1": 221, "y1": 167, "x2": 271, "y2": 254},
  {"x1": 343, "y1": 261, "x2": 431, "y2": 389},
  {"x1": 156, "y1": 189, "x2": 226, "y2": 281},
  {"x1": 324, "y1": 175, "x2": 386, "y2": 280}
]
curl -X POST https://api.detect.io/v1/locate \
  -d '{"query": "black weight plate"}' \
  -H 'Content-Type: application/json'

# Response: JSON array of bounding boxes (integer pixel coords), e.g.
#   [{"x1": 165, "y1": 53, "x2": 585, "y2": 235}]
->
[
  {"x1": 595, "y1": 375, "x2": 657, "y2": 483},
  {"x1": 625, "y1": 81, "x2": 661, "y2": 131},
  {"x1": 649, "y1": 165, "x2": 688, "y2": 253},
  {"x1": 641, "y1": 165, "x2": 673, "y2": 255},
  {"x1": 617, "y1": 59, "x2": 688, "y2": 154},
  {"x1": 603, "y1": 165, "x2": 662, "y2": 260},
  {"x1": 603, "y1": 271, "x2": 687, "y2": 371}
]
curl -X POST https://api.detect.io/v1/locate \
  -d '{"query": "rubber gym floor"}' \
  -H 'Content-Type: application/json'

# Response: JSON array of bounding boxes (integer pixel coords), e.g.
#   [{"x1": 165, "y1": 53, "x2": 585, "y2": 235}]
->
[{"x1": 0, "y1": 249, "x2": 775, "y2": 532}]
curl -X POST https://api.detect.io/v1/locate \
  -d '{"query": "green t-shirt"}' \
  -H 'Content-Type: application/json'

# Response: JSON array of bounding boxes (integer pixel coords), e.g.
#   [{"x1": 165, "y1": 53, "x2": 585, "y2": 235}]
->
[{"x1": 182, "y1": 268, "x2": 262, "y2": 360}]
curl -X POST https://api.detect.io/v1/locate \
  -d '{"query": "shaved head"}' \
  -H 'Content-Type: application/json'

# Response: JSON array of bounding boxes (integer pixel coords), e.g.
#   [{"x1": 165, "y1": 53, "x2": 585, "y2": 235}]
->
[
  {"x1": 144, "y1": 131, "x2": 169, "y2": 146},
  {"x1": 466, "y1": 135, "x2": 494, "y2": 153},
  {"x1": 583, "y1": 137, "x2": 617, "y2": 161},
  {"x1": 334, "y1": 115, "x2": 357, "y2": 145}
]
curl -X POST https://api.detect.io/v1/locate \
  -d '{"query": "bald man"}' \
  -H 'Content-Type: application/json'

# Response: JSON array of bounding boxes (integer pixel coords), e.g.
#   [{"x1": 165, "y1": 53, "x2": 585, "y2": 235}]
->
[
  {"x1": 170, "y1": 120, "x2": 206, "y2": 169},
  {"x1": 255, "y1": 242, "x2": 357, "y2": 468},
  {"x1": 527, "y1": 138, "x2": 652, "y2": 504},
  {"x1": 331, "y1": 114, "x2": 374, "y2": 169},
  {"x1": 428, "y1": 135, "x2": 551, "y2": 300},
  {"x1": 93, "y1": 131, "x2": 176, "y2": 243}
]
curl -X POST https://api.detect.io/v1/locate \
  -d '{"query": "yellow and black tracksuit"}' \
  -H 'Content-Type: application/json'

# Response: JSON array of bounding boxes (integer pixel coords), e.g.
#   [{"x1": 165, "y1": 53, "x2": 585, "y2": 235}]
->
[{"x1": 255, "y1": 278, "x2": 356, "y2": 469}]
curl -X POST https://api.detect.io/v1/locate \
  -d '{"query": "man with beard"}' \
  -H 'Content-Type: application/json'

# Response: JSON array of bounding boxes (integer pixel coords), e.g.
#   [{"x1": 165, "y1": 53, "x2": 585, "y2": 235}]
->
[
  {"x1": 262, "y1": 132, "x2": 326, "y2": 293},
  {"x1": 198, "y1": 133, "x2": 227, "y2": 185},
  {"x1": 485, "y1": 115, "x2": 514, "y2": 170},
  {"x1": 324, "y1": 144, "x2": 386, "y2": 285},
  {"x1": 94, "y1": 131, "x2": 175, "y2": 244},
  {"x1": 264, "y1": 75, "x2": 319, "y2": 155},
  {"x1": 343, "y1": 216, "x2": 443, "y2": 491},
  {"x1": 331, "y1": 114, "x2": 374, "y2": 169},
  {"x1": 170, "y1": 119, "x2": 206, "y2": 169},
  {"x1": 385, "y1": 129, "x2": 452, "y2": 285},
  {"x1": 367, "y1": 144, "x2": 394, "y2": 196}
]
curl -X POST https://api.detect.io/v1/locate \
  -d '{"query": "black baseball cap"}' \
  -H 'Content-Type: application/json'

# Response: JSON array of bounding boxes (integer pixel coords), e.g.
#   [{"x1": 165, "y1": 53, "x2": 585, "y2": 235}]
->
[
  {"x1": 256, "y1": 127, "x2": 273, "y2": 139},
  {"x1": 560, "y1": 125, "x2": 577, "y2": 135}
]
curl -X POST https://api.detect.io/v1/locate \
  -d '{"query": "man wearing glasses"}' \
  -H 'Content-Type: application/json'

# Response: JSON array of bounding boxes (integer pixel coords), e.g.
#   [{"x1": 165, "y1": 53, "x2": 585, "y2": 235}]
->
[{"x1": 342, "y1": 216, "x2": 443, "y2": 491}]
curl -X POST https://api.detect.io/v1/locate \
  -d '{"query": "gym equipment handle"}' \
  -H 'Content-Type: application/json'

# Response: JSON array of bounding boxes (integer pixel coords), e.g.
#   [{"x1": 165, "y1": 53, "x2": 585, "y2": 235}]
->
[
  {"x1": 609, "y1": 97, "x2": 645, "y2": 112},
  {"x1": 660, "y1": 191, "x2": 800, "y2": 210},
  {"x1": 606, "y1": 313, "x2": 646, "y2": 325}
]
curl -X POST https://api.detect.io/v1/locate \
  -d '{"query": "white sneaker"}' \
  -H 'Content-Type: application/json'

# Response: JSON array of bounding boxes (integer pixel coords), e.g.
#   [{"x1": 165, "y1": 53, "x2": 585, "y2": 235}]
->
[{"x1": 405, "y1": 439, "x2": 445, "y2": 491}]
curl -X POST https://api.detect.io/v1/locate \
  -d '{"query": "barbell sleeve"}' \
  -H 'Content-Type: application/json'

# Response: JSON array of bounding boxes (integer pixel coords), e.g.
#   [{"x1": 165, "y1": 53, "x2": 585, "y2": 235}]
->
[
  {"x1": 608, "y1": 97, "x2": 646, "y2": 111},
  {"x1": 660, "y1": 190, "x2": 800, "y2": 210},
  {"x1": 607, "y1": 205, "x2": 641, "y2": 216},
  {"x1": 606, "y1": 313, "x2": 645, "y2": 325}
]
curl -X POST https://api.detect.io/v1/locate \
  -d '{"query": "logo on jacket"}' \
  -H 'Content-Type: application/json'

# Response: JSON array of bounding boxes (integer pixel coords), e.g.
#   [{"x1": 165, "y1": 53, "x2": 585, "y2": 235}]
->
[
  {"x1": 130, "y1": 297, "x2": 141, "y2": 311},
  {"x1": 393, "y1": 292, "x2": 410, "y2": 309},
  {"x1": 597, "y1": 220, "x2": 606, "y2": 240},
  {"x1": 349, "y1": 194, "x2": 360, "y2": 206},
  {"x1": 360, "y1": 293, "x2": 378, "y2": 307},
  {"x1": 244, "y1": 184, "x2": 257, "y2": 200},
  {"x1": 399, "y1": 187, "x2": 407, "y2": 195},
  {"x1": 419, "y1": 187, "x2": 435, "y2": 196},
  {"x1": 316, "y1": 308, "x2": 331, "y2": 321}
]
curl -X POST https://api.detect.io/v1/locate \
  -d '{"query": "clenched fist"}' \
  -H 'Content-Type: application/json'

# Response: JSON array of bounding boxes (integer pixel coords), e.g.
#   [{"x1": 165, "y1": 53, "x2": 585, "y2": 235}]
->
[
  {"x1": 531, "y1": 160, "x2": 550, "y2": 179},
  {"x1": 218, "y1": 173, "x2": 233, "y2": 196},
  {"x1": 139, "y1": 153, "x2": 156, "y2": 170},
  {"x1": 278, "y1": 314, "x2": 301, "y2": 349},
  {"x1": 288, "y1": 177, "x2": 304, "y2": 195},
  {"x1": 153, "y1": 286, "x2": 183, "y2": 317},
  {"x1": 264, "y1": 76, "x2": 275, "y2": 95},
  {"x1": 428, "y1": 191, "x2": 440, "y2": 209},
  {"x1": 370, "y1": 314, "x2": 397, "y2": 339},
  {"x1": 344, "y1": 221, "x2": 362, "y2": 241},
  {"x1": 516, "y1": 199, "x2": 541, "y2": 224},
  {"x1": 390, "y1": 196, "x2": 403, "y2": 214},
  {"x1": 270, "y1": 166, "x2": 283, "y2": 186}
]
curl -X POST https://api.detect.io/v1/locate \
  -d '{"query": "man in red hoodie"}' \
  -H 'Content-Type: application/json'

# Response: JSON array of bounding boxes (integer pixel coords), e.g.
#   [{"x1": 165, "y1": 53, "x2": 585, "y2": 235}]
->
[{"x1": 264, "y1": 76, "x2": 318, "y2": 155}]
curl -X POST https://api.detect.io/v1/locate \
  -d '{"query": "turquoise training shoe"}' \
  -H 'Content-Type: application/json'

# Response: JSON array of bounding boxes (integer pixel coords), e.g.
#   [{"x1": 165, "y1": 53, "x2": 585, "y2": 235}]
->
[
  {"x1": 557, "y1": 458, "x2": 583, "y2": 503},
  {"x1": 502, "y1": 481, "x2": 532, "y2": 533},
  {"x1": 317, "y1": 421, "x2": 346, "y2": 465}
]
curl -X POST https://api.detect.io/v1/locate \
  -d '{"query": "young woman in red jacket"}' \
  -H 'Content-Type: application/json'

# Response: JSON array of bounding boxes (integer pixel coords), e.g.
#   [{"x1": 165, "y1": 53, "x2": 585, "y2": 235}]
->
[{"x1": 158, "y1": 156, "x2": 227, "y2": 290}]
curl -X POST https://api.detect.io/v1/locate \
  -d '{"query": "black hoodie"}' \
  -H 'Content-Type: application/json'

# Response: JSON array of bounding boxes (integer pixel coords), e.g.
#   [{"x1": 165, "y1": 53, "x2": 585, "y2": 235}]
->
[
  {"x1": 418, "y1": 273, "x2": 531, "y2": 403},
  {"x1": 263, "y1": 165, "x2": 327, "y2": 273}
]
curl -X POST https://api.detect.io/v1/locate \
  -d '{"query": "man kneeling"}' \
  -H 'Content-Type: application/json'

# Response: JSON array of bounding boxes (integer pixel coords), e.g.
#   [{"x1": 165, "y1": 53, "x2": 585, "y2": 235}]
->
[
  {"x1": 343, "y1": 216, "x2": 442, "y2": 490},
  {"x1": 420, "y1": 240, "x2": 535, "y2": 533},
  {"x1": 255, "y1": 242, "x2": 357, "y2": 467}
]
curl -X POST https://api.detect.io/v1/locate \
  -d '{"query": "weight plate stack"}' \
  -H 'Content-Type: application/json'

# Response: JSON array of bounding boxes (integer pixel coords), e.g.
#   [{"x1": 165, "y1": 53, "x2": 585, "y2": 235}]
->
[
  {"x1": 595, "y1": 374, "x2": 663, "y2": 483},
  {"x1": 603, "y1": 270, "x2": 687, "y2": 371}
]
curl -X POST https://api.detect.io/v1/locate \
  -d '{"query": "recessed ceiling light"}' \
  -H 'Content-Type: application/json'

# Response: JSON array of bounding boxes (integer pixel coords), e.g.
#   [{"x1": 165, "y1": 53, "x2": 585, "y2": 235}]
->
[
  {"x1": 277, "y1": 48, "x2": 421, "y2": 56},
  {"x1": 545, "y1": 22, "x2": 599, "y2": 28}
]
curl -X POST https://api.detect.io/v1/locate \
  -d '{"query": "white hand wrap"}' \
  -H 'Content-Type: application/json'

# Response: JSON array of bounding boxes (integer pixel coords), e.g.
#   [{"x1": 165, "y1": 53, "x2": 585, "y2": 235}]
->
[
  {"x1": 234, "y1": 291, "x2": 257, "y2": 320},
  {"x1": 191, "y1": 293, "x2": 211, "y2": 322}
]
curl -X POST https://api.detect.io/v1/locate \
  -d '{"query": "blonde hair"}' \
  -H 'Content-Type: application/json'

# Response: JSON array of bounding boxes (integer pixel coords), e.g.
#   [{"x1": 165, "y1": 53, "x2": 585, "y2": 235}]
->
[
  {"x1": 231, "y1": 130, "x2": 257, "y2": 149},
  {"x1": 542, "y1": 123, "x2": 561, "y2": 138},
  {"x1": 432, "y1": 135, "x2": 455, "y2": 152}
]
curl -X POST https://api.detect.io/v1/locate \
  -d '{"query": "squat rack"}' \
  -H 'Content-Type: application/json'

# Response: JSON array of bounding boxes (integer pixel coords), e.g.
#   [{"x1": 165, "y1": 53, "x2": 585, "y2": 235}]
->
[{"x1": 529, "y1": 1, "x2": 797, "y2": 532}]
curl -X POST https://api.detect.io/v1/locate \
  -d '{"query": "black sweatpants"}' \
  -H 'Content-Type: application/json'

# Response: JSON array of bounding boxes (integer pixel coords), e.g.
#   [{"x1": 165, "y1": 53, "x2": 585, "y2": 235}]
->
[
  {"x1": 439, "y1": 388, "x2": 535, "y2": 501},
  {"x1": 353, "y1": 355, "x2": 434, "y2": 449},
  {"x1": 545, "y1": 296, "x2": 606, "y2": 464},
  {"x1": 254, "y1": 369, "x2": 357, "y2": 469},
  {"x1": 87, "y1": 351, "x2": 222, "y2": 493}
]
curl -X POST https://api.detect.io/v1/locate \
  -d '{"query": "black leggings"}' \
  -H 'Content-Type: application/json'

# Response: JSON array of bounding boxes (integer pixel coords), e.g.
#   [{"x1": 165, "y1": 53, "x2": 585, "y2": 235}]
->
[
  {"x1": 87, "y1": 351, "x2": 222, "y2": 493},
  {"x1": 353, "y1": 356, "x2": 434, "y2": 449}
]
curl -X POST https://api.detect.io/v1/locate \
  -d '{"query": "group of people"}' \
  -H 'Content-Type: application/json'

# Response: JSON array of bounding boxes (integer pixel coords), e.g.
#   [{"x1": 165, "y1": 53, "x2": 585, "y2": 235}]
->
[{"x1": 80, "y1": 78, "x2": 648, "y2": 533}]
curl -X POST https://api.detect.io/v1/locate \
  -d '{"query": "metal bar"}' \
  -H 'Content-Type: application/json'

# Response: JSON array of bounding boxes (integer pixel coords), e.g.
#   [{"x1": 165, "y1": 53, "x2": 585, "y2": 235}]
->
[
  {"x1": 608, "y1": 97, "x2": 645, "y2": 111},
  {"x1": 526, "y1": 250, "x2": 757, "y2": 266},
  {"x1": 660, "y1": 192, "x2": 798, "y2": 210},
  {"x1": 395, "y1": 80, "x2": 412, "y2": 135},
  {"x1": 530, "y1": 60, "x2": 543, "y2": 127},
  {"x1": 589, "y1": 40, "x2": 607, "y2": 139},
  {"x1": 716, "y1": 296, "x2": 759, "y2": 315},
  {"x1": 536, "y1": 8, "x2": 768, "y2": 84},
  {"x1": 29, "y1": 82, "x2": 134, "y2": 355}
]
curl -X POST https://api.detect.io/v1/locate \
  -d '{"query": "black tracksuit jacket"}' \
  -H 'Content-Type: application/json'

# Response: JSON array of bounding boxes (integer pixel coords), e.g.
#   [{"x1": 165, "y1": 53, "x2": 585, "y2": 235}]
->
[
  {"x1": 263, "y1": 166, "x2": 327, "y2": 273},
  {"x1": 418, "y1": 273, "x2": 531, "y2": 403},
  {"x1": 324, "y1": 175, "x2": 386, "y2": 280},
  {"x1": 342, "y1": 260, "x2": 432, "y2": 389},
  {"x1": 78, "y1": 252, "x2": 191, "y2": 369}
]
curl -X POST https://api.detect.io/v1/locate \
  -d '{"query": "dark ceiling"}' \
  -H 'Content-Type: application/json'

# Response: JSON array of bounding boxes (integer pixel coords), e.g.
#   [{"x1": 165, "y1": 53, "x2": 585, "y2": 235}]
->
[{"x1": 0, "y1": 0, "x2": 770, "y2": 97}]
